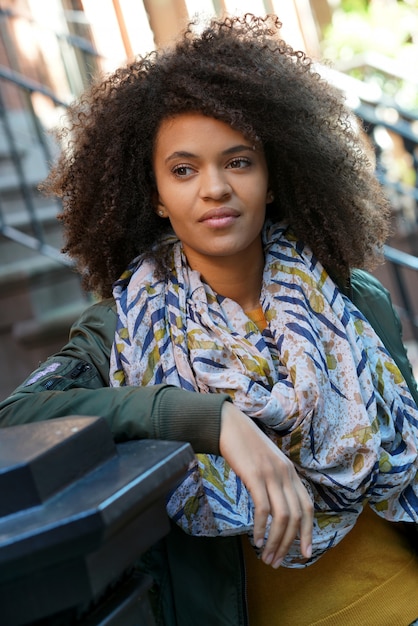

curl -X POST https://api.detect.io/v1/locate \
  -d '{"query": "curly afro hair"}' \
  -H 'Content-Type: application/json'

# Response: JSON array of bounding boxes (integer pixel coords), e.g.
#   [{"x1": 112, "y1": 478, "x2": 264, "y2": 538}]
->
[{"x1": 42, "y1": 13, "x2": 390, "y2": 298}]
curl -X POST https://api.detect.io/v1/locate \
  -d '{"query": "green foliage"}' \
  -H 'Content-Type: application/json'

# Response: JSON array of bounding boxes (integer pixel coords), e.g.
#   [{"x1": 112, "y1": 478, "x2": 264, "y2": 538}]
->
[
  {"x1": 340, "y1": 0, "x2": 369, "y2": 13},
  {"x1": 321, "y1": 0, "x2": 418, "y2": 109}
]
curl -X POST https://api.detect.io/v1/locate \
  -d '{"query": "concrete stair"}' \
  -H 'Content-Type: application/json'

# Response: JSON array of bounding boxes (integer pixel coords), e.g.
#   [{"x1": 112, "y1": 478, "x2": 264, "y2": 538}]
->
[{"x1": 0, "y1": 109, "x2": 90, "y2": 399}]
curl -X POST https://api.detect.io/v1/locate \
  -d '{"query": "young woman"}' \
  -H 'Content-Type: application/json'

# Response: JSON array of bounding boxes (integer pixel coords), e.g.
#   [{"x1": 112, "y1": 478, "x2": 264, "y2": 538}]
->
[{"x1": 1, "y1": 14, "x2": 418, "y2": 625}]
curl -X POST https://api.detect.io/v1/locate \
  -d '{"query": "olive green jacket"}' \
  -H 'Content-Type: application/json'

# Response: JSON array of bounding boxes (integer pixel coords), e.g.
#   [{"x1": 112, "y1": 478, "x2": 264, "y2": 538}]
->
[{"x1": 0, "y1": 269, "x2": 417, "y2": 625}]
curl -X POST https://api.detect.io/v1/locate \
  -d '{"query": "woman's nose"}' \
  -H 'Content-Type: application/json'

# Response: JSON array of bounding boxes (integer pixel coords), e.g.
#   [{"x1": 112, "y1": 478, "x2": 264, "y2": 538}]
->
[{"x1": 199, "y1": 167, "x2": 232, "y2": 200}]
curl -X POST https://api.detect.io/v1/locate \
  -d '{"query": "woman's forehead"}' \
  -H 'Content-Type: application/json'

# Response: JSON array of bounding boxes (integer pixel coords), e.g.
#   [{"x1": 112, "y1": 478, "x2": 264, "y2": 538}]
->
[{"x1": 154, "y1": 112, "x2": 262, "y2": 155}]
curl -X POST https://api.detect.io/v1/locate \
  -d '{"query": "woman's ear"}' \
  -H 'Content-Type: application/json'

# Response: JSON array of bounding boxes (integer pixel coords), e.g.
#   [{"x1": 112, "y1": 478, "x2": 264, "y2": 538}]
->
[
  {"x1": 153, "y1": 192, "x2": 168, "y2": 218},
  {"x1": 266, "y1": 189, "x2": 275, "y2": 204}
]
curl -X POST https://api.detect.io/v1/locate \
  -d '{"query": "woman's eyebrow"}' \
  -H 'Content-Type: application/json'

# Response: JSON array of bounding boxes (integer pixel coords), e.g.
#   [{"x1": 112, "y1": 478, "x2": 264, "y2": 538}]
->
[
  {"x1": 165, "y1": 144, "x2": 255, "y2": 164},
  {"x1": 165, "y1": 150, "x2": 196, "y2": 164},
  {"x1": 222, "y1": 144, "x2": 255, "y2": 155}
]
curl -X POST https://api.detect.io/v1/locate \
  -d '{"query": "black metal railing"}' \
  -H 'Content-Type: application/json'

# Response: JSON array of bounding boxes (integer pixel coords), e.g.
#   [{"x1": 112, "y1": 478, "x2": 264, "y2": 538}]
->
[
  {"x1": 0, "y1": 5, "x2": 100, "y2": 267},
  {"x1": 321, "y1": 64, "x2": 418, "y2": 233},
  {"x1": 0, "y1": 67, "x2": 71, "y2": 265},
  {"x1": 320, "y1": 62, "x2": 418, "y2": 341},
  {"x1": 357, "y1": 99, "x2": 418, "y2": 245},
  {"x1": 383, "y1": 245, "x2": 418, "y2": 341}
]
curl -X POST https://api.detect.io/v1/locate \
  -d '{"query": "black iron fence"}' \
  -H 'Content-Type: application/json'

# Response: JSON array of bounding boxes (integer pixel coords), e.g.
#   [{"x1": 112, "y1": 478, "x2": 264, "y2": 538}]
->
[
  {"x1": 323, "y1": 62, "x2": 418, "y2": 341},
  {"x1": 0, "y1": 4, "x2": 100, "y2": 267},
  {"x1": 383, "y1": 245, "x2": 418, "y2": 342},
  {"x1": 0, "y1": 66, "x2": 70, "y2": 265}
]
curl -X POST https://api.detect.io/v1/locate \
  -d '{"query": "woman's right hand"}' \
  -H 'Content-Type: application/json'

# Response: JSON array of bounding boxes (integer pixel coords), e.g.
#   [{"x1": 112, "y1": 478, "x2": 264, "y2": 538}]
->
[{"x1": 219, "y1": 402, "x2": 313, "y2": 568}]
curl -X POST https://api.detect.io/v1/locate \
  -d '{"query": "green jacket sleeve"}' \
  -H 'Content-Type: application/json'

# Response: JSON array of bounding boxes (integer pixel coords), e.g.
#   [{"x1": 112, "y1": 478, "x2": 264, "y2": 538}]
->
[{"x1": 0, "y1": 299, "x2": 226, "y2": 454}]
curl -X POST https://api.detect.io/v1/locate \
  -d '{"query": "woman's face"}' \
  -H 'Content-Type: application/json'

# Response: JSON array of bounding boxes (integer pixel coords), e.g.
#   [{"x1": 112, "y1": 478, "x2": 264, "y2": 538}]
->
[{"x1": 152, "y1": 112, "x2": 270, "y2": 273}]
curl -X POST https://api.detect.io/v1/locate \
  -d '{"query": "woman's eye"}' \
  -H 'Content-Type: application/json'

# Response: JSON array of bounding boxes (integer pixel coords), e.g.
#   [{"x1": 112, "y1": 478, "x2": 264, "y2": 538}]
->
[
  {"x1": 227, "y1": 157, "x2": 251, "y2": 169},
  {"x1": 172, "y1": 164, "x2": 194, "y2": 177}
]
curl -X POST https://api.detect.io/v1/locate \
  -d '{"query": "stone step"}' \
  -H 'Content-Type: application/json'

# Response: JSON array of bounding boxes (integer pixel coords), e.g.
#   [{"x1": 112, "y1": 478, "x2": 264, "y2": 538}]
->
[
  {"x1": 0, "y1": 255, "x2": 87, "y2": 332},
  {"x1": 0, "y1": 254, "x2": 72, "y2": 286},
  {"x1": 0, "y1": 253, "x2": 89, "y2": 399},
  {"x1": 0, "y1": 188, "x2": 58, "y2": 216},
  {"x1": 0, "y1": 108, "x2": 85, "y2": 398},
  {"x1": 1, "y1": 202, "x2": 59, "y2": 227},
  {"x1": 0, "y1": 143, "x2": 51, "y2": 192},
  {"x1": 13, "y1": 300, "x2": 92, "y2": 348},
  {"x1": 0, "y1": 222, "x2": 64, "y2": 265}
]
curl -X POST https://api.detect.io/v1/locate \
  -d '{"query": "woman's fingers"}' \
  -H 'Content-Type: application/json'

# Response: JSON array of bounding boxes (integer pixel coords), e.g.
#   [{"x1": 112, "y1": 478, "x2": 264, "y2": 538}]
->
[
  {"x1": 261, "y1": 481, "x2": 297, "y2": 566},
  {"x1": 256, "y1": 455, "x2": 313, "y2": 567},
  {"x1": 251, "y1": 481, "x2": 274, "y2": 548}
]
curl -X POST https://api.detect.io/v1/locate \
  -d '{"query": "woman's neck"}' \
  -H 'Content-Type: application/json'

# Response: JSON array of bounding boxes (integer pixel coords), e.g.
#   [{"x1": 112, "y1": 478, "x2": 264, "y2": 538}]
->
[{"x1": 185, "y1": 246, "x2": 265, "y2": 311}]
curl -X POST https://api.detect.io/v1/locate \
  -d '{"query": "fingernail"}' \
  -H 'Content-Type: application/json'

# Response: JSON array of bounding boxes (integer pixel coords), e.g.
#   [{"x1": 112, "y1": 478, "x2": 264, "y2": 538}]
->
[
  {"x1": 255, "y1": 538, "x2": 263, "y2": 548},
  {"x1": 272, "y1": 557, "x2": 283, "y2": 569},
  {"x1": 263, "y1": 553, "x2": 273, "y2": 565},
  {"x1": 306, "y1": 544, "x2": 312, "y2": 558}
]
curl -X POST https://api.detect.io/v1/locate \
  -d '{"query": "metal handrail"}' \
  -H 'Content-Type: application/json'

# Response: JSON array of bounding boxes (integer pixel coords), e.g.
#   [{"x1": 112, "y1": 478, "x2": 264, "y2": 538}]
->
[
  {"x1": 0, "y1": 71, "x2": 71, "y2": 266},
  {"x1": 0, "y1": 6, "x2": 100, "y2": 58},
  {"x1": 384, "y1": 246, "x2": 418, "y2": 272},
  {"x1": 384, "y1": 245, "x2": 418, "y2": 341},
  {"x1": 0, "y1": 66, "x2": 68, "y2": 107},
  {"x1": 327, "y1": 59, "x2": 418, "y2": 342},
  {"x1": 0, "y1": 6, "x2": 99, "y2": 269}
]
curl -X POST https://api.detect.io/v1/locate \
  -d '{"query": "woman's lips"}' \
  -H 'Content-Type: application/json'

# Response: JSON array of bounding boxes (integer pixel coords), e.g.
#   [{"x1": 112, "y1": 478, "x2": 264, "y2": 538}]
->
[{"x1": 199, "y1": 207, "x2": 240, "y2": 228}]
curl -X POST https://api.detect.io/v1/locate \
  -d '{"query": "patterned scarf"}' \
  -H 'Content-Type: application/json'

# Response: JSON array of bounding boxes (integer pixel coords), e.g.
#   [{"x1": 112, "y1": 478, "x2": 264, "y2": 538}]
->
[{"x1": 110, "y1": 222, "x2": 418, "y2": 567}]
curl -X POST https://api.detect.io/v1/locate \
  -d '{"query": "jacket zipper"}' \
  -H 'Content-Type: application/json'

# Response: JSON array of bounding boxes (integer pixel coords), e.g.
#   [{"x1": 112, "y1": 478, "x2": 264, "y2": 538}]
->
[
  {"x1": 42, "y1": 362, "x2": 92, "y2": 390},
  {"x1": 69, "y1": 361, "x2": 92, "y2": 378}
]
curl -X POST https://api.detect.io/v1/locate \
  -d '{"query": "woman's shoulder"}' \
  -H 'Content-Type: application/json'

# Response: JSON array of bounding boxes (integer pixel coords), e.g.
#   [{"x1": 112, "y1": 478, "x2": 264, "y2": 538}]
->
[
  {"x1": 77, "y1": 297, "x2": 117, "y2": 321},
  {"x1": 349, "y1": 269, "x2": 418, "y2": 403},
  {"x1": 69, "y1": 297, "x2": 117, "y2": 343},
  {"x1": 349, "y1": 268, "x2": 401, "y2": 343},
  {"x1": 350, "y1": 268, "x2": 390, "y2": 294}
]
